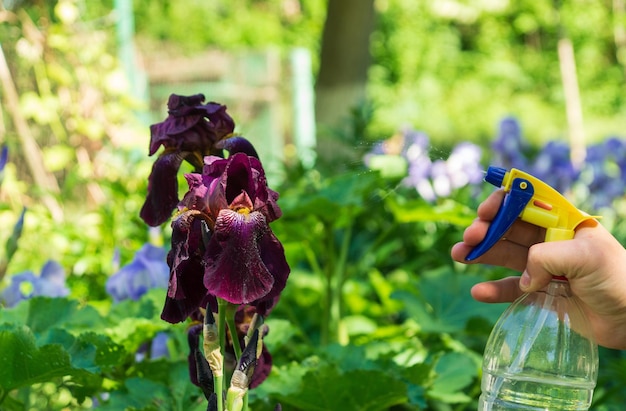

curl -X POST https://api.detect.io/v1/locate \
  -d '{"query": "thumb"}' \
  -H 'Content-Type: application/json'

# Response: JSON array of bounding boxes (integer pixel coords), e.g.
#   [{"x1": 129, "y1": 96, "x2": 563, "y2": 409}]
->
[{"x1": 519, "y1": 240, "x2": 576, "y2": 293}]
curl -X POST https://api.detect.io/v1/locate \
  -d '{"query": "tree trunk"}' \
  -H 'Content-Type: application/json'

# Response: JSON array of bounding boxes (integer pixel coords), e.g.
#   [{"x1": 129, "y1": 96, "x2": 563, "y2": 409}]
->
[{"x1": 315, "y1": 0, "x2": 375, "y2": 161}]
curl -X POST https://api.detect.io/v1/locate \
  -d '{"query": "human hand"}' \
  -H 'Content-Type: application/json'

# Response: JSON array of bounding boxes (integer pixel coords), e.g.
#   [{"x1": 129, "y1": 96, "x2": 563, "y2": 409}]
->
[{"x1": 451, "y1": 189, "x2": 626, "y2": 349}]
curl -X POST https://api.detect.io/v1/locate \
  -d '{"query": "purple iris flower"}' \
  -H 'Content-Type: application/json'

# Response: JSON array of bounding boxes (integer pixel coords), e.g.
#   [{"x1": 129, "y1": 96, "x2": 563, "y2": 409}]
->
[
  {"x1": 135, "y1": 331, "x2": 171, "y2": 361},
  {"x1": 431, "y1": 159, "x2": 452, "y2": 198},
  {"x1": 161, "y1": 145, "x2": 290, "y2": 324},
  {"x1": 106, "y1": 244, "x2": 171, "y2": 361},
  {"x1": 606, "y1": 138, "x2": 626, "y2": 189},
  {"x1": 446, "y1": 142, "x2": 484, "y2": 189},
  {"x1": 0, "y1": 260, "x2": 69, "y2": 307},
  {"x1": 531, "y1": 141, "x2": 578, "y2": 194},
  {"x1": 140, "y1": 94, "x2": 235, "y2": 227},
  {"x1": 105, "y1": 243, "x2": 170, "y2": 302},
  {"x1": 585, "y1": 138, "x2": 626, "y2": 208},
  {"x1": 492, "y1": 117, "x2": 529, "y2": 170},
  {"x1": 401, "y1": 131, "x2": 436, "y2": 201}
]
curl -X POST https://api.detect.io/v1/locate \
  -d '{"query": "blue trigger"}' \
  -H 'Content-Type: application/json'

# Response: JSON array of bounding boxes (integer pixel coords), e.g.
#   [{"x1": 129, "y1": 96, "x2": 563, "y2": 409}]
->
[{"x1": 465, "y1": 178, "x2": 535, "y2": 261}]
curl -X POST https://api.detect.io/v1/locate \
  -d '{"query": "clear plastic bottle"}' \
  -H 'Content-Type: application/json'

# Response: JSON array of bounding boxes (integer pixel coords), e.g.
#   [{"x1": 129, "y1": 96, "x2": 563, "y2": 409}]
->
[{"x1": 479, "y1": 277, "x2": 598, "y2": 411}]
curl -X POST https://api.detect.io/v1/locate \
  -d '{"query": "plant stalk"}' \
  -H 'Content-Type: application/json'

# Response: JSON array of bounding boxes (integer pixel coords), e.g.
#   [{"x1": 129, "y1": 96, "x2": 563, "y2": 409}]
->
[
  {"x1": 332, "y1": 222, "x2": 353, "y2": 345},
  {"x1": 216, "y1": 298, "x2": 228, "y2": 411}
]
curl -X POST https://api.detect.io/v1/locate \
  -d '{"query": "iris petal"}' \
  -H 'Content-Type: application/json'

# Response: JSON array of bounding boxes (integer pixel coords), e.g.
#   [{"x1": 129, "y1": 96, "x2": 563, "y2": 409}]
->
[
  {"x1": 161, "y1": 214, "x2": 209, "y2": 323},
  {"x1": 140, "y1": 151, "x2": 185, "y2": 226},
  {"x1": 204, "y1": 209, "x2": 274, "y2": 304},
  {"x1": 216, "y1": 136, "x2": 259, "y2": 158},
  {"x1": 148, "y1": 95, "x2": 235, "y2": 157},
  {"x1": 254, "y1": 231, "x2": 290, "y2": 310}
]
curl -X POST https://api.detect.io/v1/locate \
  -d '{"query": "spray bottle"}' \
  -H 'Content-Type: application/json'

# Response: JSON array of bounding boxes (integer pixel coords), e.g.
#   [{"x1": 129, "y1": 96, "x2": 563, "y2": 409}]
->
[{"x1": 466, "y1": 166, "x2": 599, "y2": 411}]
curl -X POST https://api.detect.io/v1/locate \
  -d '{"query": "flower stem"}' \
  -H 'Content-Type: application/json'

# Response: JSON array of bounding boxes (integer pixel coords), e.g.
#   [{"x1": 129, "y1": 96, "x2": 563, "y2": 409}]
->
[
  {"x1": 333, "y1": 222, "x2": 353, "y2": 345},
  {"x1": 321, "y1": 221, "x2": 334, "y2": 345},
  {"x1": 223, "y1": 301, "x2": 247, "y2": 410},
  {"x1": 215, "y1": 374, "x2": 224, "y2": 411},
  {"x1": 217, "y1": 299, "x2": 229, "y2": 411},
  {"x1": 224, "y1": 303, "x2": 243, "y2": 359}
]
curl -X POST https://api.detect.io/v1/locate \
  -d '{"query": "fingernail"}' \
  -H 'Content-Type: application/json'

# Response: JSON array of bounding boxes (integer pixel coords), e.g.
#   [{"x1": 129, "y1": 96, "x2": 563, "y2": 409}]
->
[{"x1": 520, "y1": 272, "x2": 531, "y2": 290}]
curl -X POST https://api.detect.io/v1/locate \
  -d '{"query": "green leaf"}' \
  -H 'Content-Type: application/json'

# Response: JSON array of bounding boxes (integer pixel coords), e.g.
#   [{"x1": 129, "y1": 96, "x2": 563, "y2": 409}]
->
[
  {"x1": 426, "y1": 352, "x2": 479, "y2": 404},
  {"x1": 97, "y1": 377, "x2": 171, "y2": 411},
  {"x1": 392, "y1": 268, "x2": 506, "y2": 333},
  {"x1": 99, "y1": 361, "x2": 206, "y2": 411},
  {"x1": 37, "y1": 328, "x2": 125, "y2": 373},
  {"x1": 387, "y1": 196, "x2": 476, "y2": 226},
  {"x1": 252, "y1": 361, "x2": 308, "y2": 399},
  {"x1": 280, "y1": 171, "x2": 381, "y2": 221},
  {"x1": 107, "y1": 288, "x2": 163, "y2": 323},
  {"x1": 105, "y1": 317, "x2": 168, "y2": 353},
  {"x1": 263, "y1": 318, "x2": 299, "y2": 352},
  {"x1": 0, "y1": 393, "x2": 26, "y2": 411},
  {"x1": 316, "y1": 172, "x2": 382, "y2": 208},
  {"x1": 431, "y1": 352, "x2": 476, "y2": 395},
  {"x1": 0, "y1": 297, "x2": 30, "y2": 324},
  {"x1": 366, "y1": 154, "x2": 408, "y2": 178},
  {"x1": 401, "y1": 362, "x2": 433, "y2": 408},
  {"x1": 25, "y1": 297, "x2": 105, "y2": 334},
  {"x1": 0, "y1": 323, "x2": 73, "y2": 390},
  {"x1": 278, "y1": 363, "x2": 408, "y2": 411},
  {"x1": 402, "y1": 362, "x2": 433, "y2": 386}
]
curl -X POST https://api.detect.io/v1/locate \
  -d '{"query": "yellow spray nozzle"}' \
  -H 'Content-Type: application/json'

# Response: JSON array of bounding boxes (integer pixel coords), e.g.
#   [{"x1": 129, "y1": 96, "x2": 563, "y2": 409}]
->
[
  {"x1": 466, "y1": 166, "x2": 599, "y2": 261},
  {"x1": 502, "y1": 168, "x2": 598, "y2": 241}
]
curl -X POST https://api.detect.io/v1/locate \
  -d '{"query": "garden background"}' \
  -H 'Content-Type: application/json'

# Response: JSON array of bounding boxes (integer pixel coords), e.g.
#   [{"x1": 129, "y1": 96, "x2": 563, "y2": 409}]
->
[{"x1": 2, "y1": 0, "x2": 626, "y2": 410}]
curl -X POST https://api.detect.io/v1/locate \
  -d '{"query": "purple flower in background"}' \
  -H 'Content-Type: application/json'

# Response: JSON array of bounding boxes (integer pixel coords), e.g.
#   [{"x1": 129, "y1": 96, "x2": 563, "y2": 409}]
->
[
  {"x1": 604, "y1": 138, "x2": 626, "y2": 190},
  {"x1": 492, "y1": 116, "x2": 529, "y2": 170},
  {"x1": 401, "y1": 131, "x2": 436, "y2": 200},
  {"x1": 431, "y1": 159, "x2": 452, "y2": 198},
  {"x1": 140, "y1": 94, "x2": 236, "y2": 227},
  {"x1": 106, "y1": 243, "x2": 170, "y2": 302},
  {"x1": 162, "y1": 143, "x2": 290, "y2": 324},
  {"x1": 584, "y1": 138, "x2": 626, "y2": 208},
  {"x1": 365, "y1": 128, "x2": 485, "y2": 201},
  {"x1": 135, "y1": 331, "x2": 170, "y2": 361},
  {"x1": 604, "y1": 137, "x2": 626, "y2": 171},
  {"x1": 446, "y1": 142, "x2": 484, "y2": 189},
  {"x1": 149, "y1": 331, "x2": 170, "y2": 358},
  {"x1": 106, "y1": 244, "x2": 171, "y2": 361},
  {"x1": 365, "y1": 116, "x2": 626, "y2": 209},
  {"x1": 531, "y1": 141, "x2": 578, "y2": 194},
  {"x1": 0, "y1": 260, "x2": 69, "y2": 307}
]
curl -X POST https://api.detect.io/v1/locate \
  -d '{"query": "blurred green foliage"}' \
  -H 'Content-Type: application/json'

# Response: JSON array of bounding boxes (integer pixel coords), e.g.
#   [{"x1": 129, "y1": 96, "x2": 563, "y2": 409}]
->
[
  {"x1": 133, "y1": 0, "x2": 327, "y2": 55},
  {"x1": 369, "y1": 0, "x2": 626, "y2": 144},
  {"x1": 0, "y1": 1, "x2": 153, "y2": 295},
  {"x1": 131, "y1": 0, "x2": 626, "y2": 145}
]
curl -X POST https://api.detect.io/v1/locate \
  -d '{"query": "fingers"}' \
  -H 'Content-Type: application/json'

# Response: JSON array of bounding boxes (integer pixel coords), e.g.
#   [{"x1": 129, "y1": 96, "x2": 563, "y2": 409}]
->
[
  {"x1": 451, "y1": 187, "x2": 550, "y2": 271},
  {"x1": 476, "y1": 189, "x2": 505, "y2": 220},
  {"x1": 451, "y1": 216, "x2": 545, "y2": 272},
  {"x1": 462, "y1": 214, "x2": 545, "y2": 250},
  {"x1": 451, "y1": 239, "x2": 530, "y2": 271},
  {"x1": 521, "y1": 243, "x2": 572, "y2": 292},
  {"x1": 521, "y1": 222, "x2": 606, "y2": 292},
  {"x1": 470, "y1": 276, "x2": 524, "y2": 303}
]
